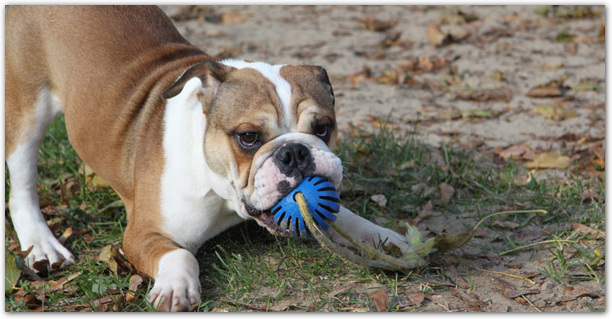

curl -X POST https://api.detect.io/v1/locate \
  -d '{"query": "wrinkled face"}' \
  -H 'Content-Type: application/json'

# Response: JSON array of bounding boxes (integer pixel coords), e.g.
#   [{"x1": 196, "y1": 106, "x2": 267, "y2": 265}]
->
[{"x1": 203, "y1": 60, "x2": 342, "y2": 235}]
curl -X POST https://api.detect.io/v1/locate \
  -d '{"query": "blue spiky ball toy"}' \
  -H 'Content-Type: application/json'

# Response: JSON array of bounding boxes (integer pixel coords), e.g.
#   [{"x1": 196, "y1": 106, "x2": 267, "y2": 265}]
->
[{"x1": 271, "y1": 176, "x2": 340, "y2": 238}]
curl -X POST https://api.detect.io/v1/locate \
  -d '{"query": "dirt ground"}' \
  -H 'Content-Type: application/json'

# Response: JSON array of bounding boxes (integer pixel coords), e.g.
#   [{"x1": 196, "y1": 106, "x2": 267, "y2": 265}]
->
[{"x1": 160, "y1": 5, "x2": 605, "y2": 312}]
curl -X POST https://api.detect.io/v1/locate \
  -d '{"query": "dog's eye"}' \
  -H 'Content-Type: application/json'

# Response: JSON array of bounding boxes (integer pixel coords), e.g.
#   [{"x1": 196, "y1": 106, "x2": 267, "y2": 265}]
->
[
  {"x1": 237, "y1": 132, "x2": 261, "y2": 149},
  {"x1": 313, "y1": 124, "x2": 332, "y2": 142}
]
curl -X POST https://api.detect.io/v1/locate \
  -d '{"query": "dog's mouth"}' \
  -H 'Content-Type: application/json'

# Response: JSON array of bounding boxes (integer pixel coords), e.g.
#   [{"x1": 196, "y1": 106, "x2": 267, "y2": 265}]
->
[{"x1": 244, "y1": 202, "x2": 292, "y2": 237}]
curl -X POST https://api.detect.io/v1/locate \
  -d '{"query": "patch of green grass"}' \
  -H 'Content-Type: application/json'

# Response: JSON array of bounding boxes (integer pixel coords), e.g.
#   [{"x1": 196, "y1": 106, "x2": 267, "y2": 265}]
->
[{"x1": 5, "y1": 116, "x2": 604, "y2": 312}]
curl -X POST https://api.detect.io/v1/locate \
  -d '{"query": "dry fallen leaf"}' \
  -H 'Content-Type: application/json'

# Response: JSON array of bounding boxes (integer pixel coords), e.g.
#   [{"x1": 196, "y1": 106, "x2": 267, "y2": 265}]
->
[
  {"x1": 571, "y1": 222, "x2": 605, "y2": 239},
  {"x1": 453, "y1": 88, "x2": 512, "y2": 103},
  {"x1": 98, "y1": 244, "x2": 134, "y2": 275},
  {"x1": 126, "y1": 274, "x2": 144, "y2": 303},
  {"x1": 580, "y1": 189, "x2": 601, "y2": 202},
  {"x1": 450, "y1": 288, "x2": 484, "y2": 310},
  {"x1": 371, "y1": 289, "x2": 388, "y2": 312},
  {"x1": 526, "y1": 152, "x2": 572, "y2": 169},
  {"x1": 357, "y1": 17, "x2": 398, "y2": 32},
  {"x1": 79, "y1": 163, "x2": 110, "y2": 188},
  {"x1": 405, "y1": 292, "x2": 425, "y2": 307},
  {"x1": 497, "y1": 144, "x2": 537, "y2": 161},
  {"x1": 427, "y1": 23, "x2": 453, "y2": 47},
  {"x1": 410, "y1": 200, "x2": 434, "y2": 226},
  {"x1": 440, "y1": 10, "x2": 479, "y2": 25},
  {"x1": 58, "y1": 227, "x2": 73, "y2": 245},
  {"x1": 221, "y1": 11, "x2": 251, "y2": 24},
  {"x1": 439, "y1": 183, "x2": 454, "y2": 203},
  {"x1": 370, "y1": 194, "x2": 387, "y2": 207},
  {"x1": 526, "y1": 80, "x2": 568, "y2": 98},
  {"x1": 491, "y1": 220, "x2": 520, "y2": 229},
  {"x1": 533, "y1": 104, "x2": 577, "y2": 121}
]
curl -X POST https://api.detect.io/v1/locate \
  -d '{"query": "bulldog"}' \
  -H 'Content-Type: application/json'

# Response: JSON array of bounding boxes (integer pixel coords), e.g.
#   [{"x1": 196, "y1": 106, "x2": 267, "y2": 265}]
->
[{"x1": 6, "y1": 6, "x2": 413, "y2": 311}]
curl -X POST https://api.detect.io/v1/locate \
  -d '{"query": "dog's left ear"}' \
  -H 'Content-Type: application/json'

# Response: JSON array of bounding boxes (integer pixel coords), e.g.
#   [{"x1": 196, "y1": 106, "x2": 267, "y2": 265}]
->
[
  {"x1": 162, "y1": 61, "x2": 234, "y2": 114},
  {"x1": 302, "y1": 65, "x2": 335, "y2": 106}
]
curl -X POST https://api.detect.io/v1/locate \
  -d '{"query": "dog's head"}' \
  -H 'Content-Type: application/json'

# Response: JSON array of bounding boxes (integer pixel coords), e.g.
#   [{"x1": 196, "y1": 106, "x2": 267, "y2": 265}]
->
[{"x1": 164, "y1": 59, "x2": 342, "y2": 235}]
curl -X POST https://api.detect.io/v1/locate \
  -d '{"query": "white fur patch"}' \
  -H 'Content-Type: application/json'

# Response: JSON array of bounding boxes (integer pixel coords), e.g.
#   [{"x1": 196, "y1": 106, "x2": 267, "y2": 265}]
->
[
  {"x1": 7, "y1": 87, "x2": 74, "y2": 268},
  {"x1": 160, "y1": 78, "x2": 245, "y2": 253},
  {"x1": 221, "y1": 59, "x2": 294, "y2": 128},
  {"x1": 148, "y1": 249, "x2": 201, "y2": 311}
]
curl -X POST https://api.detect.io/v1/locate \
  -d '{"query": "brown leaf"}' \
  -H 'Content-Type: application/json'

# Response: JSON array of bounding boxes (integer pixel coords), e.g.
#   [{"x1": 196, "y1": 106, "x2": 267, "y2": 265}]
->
[
  {"x1": 450, "y1": 288, "x2": 484, "y2": 310},
  {"x1": 270, "y1": 299, "x2": 294, "y2": 312},
  {"x1": 371, "y1": 289, "x2": 388, "y2": 312},
  {"x1": 439, "y1": 183, "x2": 454, "y2": 203},
  {"x1": 47, "y1": 271, "x2": 81, "y2": 292},
  {"x1": 491, "y1": 220, "x2": 520, "y2": 229},
  {"x1": 493, "y1": 275, "x2": 540, "y2": 299},
  {"x1": 357, "y1": 17, "x2": 398, "y2": 32},
  {"x1": 532, "y1": 104, "x2": 577, "y2": 121},
  {"x1": 453, "y1": 88, "x2": 511, "y2": 103},
  {"x1": 126, "y1": 274, "x2": 144, "y2": 303},
  {"x1": 80, "y1": 163, "x2": 110, "y2": 188},
  {"x1": 14, "y1": 245, "x2": 34, "y2": 259},
  {"x1": 445, "y1": 265, "x2": 469, "y2": 289},
  {"x1": 526, "y1": 80, "x2": 568, "y2": 98},
  {"x1": 58, "y1": 227, "x2": 73, "y2": 245},
  {"x1": 427, "y1": 23, "x2": 453, "y2": 47},
  {"x1": 440, "y1": 10, "x2": 479, "y2": 25},
  {"x1": 410, "y1": 200, "x2": 434, "y2": 226},
  {"x1": 405, "y1": 292, "x2": 425, "y2": 307},
  {"x1": 93, "y1": 296, "x2": 116, "y2": 312},
  {"x1": 502, "y1": 288, "x2": 541, "y2": 299},
  {"x1": 497, "y1": 144, "x2": 537, "y2": 161},
  {"x1": 580, "y1": 189, "x2": 601, "y2": 202},
  {"x1": 221, "y1": 11, "x2": 251, "y2": 24},
  {"x1": 526, "y1": 152, "x2": 572, "y2": 169},
  {"x1": 571, "y1": 223, "x2": 605, "y2": 239},
  {"x1": 24, "y1": 293, "x2": 43, "y2": 311},
  {"x1": 98, "y1": 244, "x2": 135, "y2": 275},
  {"x1": 376, "y1": 69, "x2": 398, "y2": 84},
  {"x1": 328, "y1": 283, "x2": 357, "y2": 298},
  {"x1": 98, "y1": 245, "x2": 119, "y2": 275},
  {"x1": 347, "y1": 66, "x2": 372, "y2": 84}
]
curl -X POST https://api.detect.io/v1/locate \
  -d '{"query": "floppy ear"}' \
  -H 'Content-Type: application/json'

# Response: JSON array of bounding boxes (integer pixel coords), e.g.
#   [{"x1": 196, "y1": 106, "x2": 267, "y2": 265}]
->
[
  {"x1": 302, "y1": 65, "x2": 335, "y2": 106},
  {"x1": 162, "y1": 61, "x2": 234, "y2": 114}
]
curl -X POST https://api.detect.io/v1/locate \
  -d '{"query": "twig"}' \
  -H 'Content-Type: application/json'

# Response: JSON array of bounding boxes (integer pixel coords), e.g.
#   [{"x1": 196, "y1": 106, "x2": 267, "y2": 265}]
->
[
  {"x1": 475, "y1": 268, "x2": 536, "y2": 285},
  {"x1": 500, "y1": 239, "x2": 578, "y2": 256},
  {"x1": 522, "y1": 295, "x2": 542, "y2": 312}
]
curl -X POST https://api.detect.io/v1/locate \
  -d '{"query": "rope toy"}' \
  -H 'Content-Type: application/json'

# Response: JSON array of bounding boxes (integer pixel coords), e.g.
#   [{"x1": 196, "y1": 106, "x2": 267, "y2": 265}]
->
[{"x1": 271, "y1": 176, "x2": 434, "y2": 270}]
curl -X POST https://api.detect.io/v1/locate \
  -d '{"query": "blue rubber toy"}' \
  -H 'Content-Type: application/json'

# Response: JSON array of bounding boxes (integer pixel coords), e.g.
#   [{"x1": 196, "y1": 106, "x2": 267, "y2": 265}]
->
[{"x1": 271, "y1": 176, "x2": 340, "y2": 238}]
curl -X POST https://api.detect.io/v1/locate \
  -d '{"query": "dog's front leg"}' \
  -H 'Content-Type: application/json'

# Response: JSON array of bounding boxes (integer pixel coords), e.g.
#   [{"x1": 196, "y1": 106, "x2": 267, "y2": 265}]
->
[
  {"x1": 326, "y1": 205, "x2": 412, "y2": 254},
  {"x1": 123, "y1": 220, "x2": 201, "y2": 312}
]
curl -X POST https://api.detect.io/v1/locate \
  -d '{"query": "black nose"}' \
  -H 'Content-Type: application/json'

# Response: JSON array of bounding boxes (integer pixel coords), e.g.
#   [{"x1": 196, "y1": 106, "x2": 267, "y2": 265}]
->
[{"x1": 274, "y1": 143, "x2": 314, "y2": 176}]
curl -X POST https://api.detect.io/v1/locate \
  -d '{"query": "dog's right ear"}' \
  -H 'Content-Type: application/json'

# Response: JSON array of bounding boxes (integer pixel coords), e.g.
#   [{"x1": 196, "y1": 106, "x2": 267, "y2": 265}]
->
[{"x1": 162, "y1": 61, "x2": 234, "y2": 114}]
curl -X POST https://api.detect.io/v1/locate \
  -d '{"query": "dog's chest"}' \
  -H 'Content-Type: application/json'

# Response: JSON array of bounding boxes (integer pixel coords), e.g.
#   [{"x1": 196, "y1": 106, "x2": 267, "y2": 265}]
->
[{"x1": 159, "y1": 78, "x2": 244, "y2": 251}]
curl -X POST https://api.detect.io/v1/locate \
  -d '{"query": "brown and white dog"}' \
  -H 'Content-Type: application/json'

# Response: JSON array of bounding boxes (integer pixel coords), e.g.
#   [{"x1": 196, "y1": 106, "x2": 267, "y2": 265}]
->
[{"x1": 5, "y1": 6, "x2": 413, "y2": 311}]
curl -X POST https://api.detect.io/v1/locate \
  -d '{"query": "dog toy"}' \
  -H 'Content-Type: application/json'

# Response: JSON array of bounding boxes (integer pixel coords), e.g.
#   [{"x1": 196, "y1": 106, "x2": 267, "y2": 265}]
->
[
  {"x1": 272, "y1": 176, "x2": 548, "y2": 271},
  {"x1": 271, "y1": 175, "x2": 434, "y2": 269},
  {"x1": 271, "y1": 176, "x2": 340, "y2": 238}
]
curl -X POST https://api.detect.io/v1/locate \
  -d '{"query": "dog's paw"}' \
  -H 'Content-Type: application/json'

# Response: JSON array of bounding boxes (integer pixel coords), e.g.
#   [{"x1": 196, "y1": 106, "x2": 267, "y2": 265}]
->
[
  {"x1": 148, "y1": 249, "x2": 201, "y2": 312},
  {"x1": 20, "y1": 227, "x2": 76, "y2": 273}
]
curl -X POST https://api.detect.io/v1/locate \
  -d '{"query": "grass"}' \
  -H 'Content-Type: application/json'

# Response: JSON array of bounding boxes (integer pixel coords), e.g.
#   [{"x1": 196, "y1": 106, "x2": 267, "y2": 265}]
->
[{"x1": 4, "y1": 116, "x2": 605, "y2": 312}]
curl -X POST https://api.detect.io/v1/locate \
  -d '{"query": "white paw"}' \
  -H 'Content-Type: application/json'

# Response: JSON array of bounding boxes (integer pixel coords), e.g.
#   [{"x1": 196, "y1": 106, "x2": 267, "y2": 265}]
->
[
  {"x1": 147, "y1": 250, "x2": 201, "y2": 312},
  {"x1": 19, "y1": 226, "x2": 75, "y2": 272}
]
